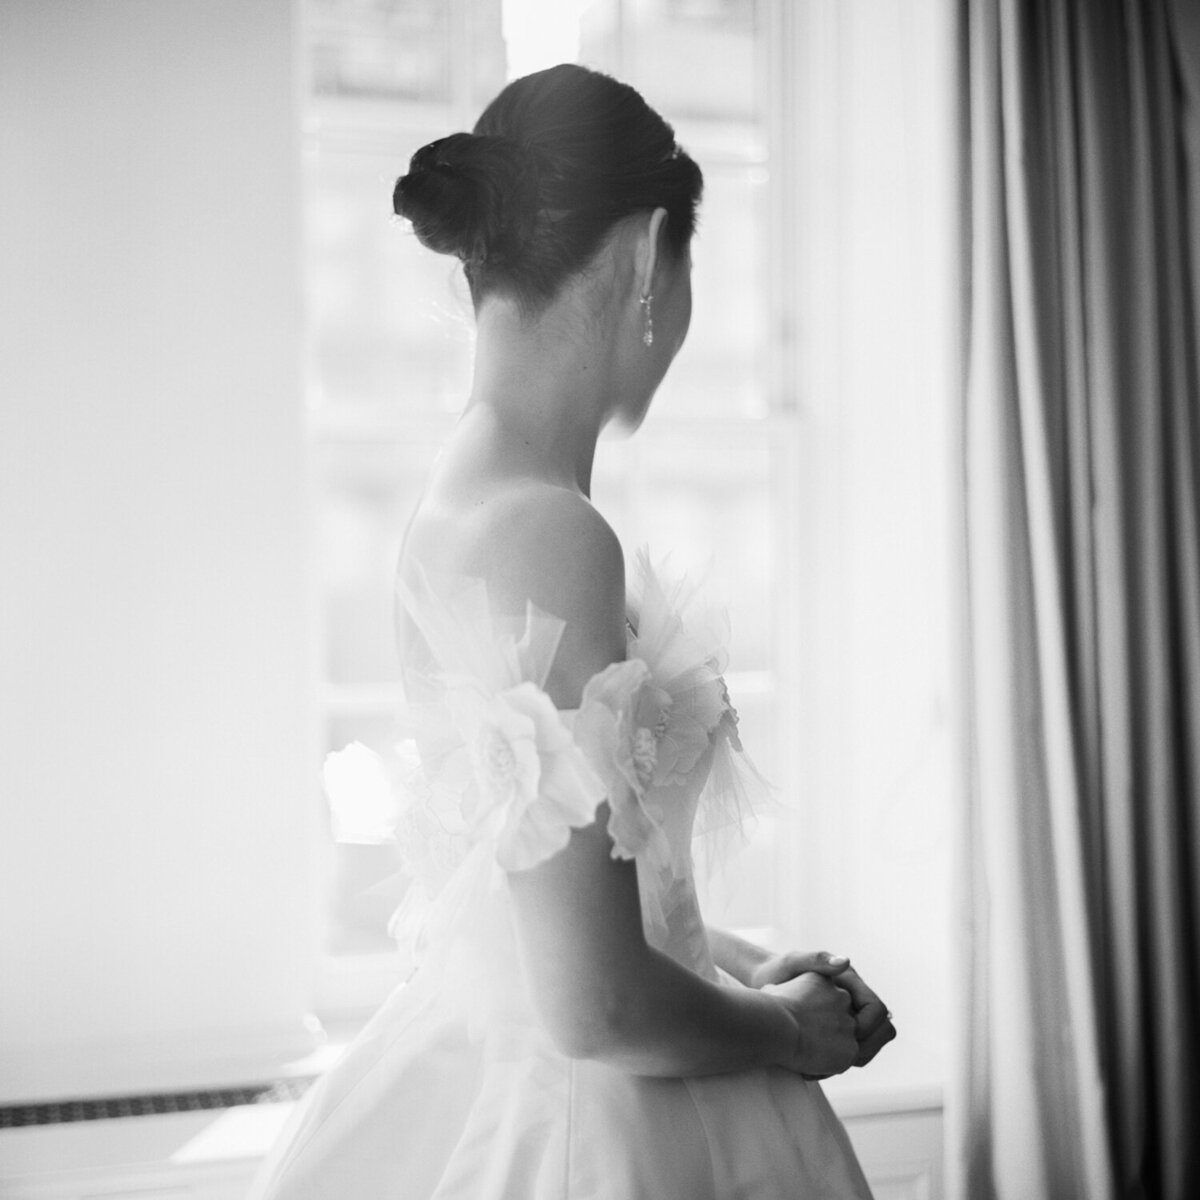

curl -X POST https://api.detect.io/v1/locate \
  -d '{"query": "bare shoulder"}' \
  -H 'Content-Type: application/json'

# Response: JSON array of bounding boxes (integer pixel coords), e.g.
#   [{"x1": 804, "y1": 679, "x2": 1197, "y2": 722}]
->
[
  {"x1": 465, "y1": 483, "x2": 627, "y2": 704},
  {"x1": 484, "y1": 483, "x2": 623, "y2": 622}
]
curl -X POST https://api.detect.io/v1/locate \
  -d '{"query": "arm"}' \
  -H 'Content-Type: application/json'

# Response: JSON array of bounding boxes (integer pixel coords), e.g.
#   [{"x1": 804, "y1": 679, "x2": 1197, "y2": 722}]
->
[
  {"x1": 487, "y1": 493, "x2": 858, "y2": 1078},
  {"x1": 510, "y1": 814, "x2": 845, "y2": 1076}
]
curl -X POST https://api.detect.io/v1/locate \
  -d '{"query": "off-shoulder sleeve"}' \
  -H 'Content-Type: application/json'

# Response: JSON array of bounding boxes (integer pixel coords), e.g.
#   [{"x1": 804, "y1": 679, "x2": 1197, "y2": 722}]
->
[
  {"x1": 437, "y1": 678, "x2": 607, "y2": 872},
  {"x1": 390, "y1": 565, "x2": 642, "y2": 876},
  {"x1": 400, "y1": 656, "x2": 671, "y2": 877},
  {"x1": 572, "y1": 659, "x2": 672, "y2": 867}
]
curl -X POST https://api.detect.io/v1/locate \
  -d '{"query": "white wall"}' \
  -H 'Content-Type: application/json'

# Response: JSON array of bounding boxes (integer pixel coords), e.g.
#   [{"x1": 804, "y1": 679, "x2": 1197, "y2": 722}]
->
[{"x1": 0, "y1": 0, "x2": 322, "y2": 1101}]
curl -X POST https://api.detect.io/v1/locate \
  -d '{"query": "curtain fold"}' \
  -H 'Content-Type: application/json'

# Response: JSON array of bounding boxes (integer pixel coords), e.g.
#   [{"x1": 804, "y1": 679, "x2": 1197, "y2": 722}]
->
[{"x1": 954, "y1": 2, "x2": 1200, "y2": 1197}]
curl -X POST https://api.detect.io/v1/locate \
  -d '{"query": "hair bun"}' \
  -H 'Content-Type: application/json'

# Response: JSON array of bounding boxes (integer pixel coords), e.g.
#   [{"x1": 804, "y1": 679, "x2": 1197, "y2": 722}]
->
[{"x1": 393, "y1": 132, "x2": 541, "y2": 266}]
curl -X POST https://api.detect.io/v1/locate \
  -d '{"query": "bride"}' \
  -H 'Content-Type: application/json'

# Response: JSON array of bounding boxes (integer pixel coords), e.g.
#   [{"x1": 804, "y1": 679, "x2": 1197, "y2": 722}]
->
[{"x1": 253, "y1": 63, "x2": 895, "y2": 1199}]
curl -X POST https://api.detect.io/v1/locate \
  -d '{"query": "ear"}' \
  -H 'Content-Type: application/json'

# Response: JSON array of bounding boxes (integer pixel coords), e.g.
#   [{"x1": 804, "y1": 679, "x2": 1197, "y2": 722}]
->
[{"x1": 635, "y1": 207, "x2": 669, "y2": 300}]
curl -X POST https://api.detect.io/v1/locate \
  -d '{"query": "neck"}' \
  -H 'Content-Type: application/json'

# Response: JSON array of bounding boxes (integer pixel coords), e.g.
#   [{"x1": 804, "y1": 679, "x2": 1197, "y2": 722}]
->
[{"x1": 463, "y1": 294, "x2": 619, "y2": 496}]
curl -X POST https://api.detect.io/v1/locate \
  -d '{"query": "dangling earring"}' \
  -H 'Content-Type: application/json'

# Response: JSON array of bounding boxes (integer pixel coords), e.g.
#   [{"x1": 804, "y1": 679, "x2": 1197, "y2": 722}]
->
[{"x1": 639, "y1": 293, "x2": 654, "y2": 347}]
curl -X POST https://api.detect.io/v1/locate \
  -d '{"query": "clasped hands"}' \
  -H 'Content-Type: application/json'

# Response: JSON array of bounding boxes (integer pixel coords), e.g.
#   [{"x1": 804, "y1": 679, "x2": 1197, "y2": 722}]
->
[{"x1": 753, "y1": 951, "x2": 896, "y2": 1080}]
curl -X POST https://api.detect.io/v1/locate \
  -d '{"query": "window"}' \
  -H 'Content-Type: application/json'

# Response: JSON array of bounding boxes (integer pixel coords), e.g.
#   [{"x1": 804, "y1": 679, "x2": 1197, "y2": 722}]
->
[{"x1": 302, "y1": 0, "x2": 956, "y2": 1096}]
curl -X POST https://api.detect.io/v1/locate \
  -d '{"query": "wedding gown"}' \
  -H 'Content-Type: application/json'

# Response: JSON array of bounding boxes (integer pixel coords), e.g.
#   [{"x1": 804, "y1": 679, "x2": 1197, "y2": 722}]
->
[{"x1": 251, "y1": 553, "x2": 873, "y2": 1199}]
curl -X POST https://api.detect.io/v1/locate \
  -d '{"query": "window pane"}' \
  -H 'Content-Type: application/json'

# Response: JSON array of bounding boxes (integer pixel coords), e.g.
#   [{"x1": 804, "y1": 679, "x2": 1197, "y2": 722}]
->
[
  {"x1": 306, "y1": 144, "x2": 475, "y2": 418},
  {"x1": 326, "y1": 841, "x2": 404, "y2": 955},
  {"x1": 308, "y1": 0, "x2": 454, "y2": 103},
  {"x1": 469, "y1": 1, "x2": 509, "y2": 107},
  {"x1": 582, "y1": 0, "x2": 761, "y2": 134},
  {"x1": 321, "y1": 715, "x2": 409, "y2": 956},
  {"x1": 652, "y1": 165, "x2": 769, "y2": 420},
  {"x1": 316, "y1": 438, "x2": 441, "y2": 685},
  {"x1": 598, "y1": 425, "x2": 776, "y2": 670}
]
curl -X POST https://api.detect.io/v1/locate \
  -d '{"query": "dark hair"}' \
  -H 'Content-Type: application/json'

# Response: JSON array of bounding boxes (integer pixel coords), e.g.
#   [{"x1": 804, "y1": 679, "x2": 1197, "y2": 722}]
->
[{"x1": 393, "y1": 64, "x2": 703, "y2": 313}]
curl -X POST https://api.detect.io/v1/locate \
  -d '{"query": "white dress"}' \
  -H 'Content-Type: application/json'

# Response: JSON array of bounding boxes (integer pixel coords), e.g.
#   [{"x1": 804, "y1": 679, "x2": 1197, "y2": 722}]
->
[{"x1": 251, "y1": 553, "x2": 873, "y2": 1200}]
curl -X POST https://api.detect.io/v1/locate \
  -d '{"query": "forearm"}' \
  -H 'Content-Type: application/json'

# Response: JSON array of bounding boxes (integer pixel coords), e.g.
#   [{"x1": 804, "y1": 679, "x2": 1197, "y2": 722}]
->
[
  {"x1": 577, "y1": 942, "x2": 796, "y2": 1078},
  {"x1": 706, "y1": 924, "x2": 773, "y2": 987}
]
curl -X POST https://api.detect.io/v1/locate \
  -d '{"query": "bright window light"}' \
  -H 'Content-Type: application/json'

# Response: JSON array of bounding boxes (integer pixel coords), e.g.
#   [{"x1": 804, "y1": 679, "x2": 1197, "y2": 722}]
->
[{"x1": 502, "y1": 0, "x2": 588, "y2": 79}]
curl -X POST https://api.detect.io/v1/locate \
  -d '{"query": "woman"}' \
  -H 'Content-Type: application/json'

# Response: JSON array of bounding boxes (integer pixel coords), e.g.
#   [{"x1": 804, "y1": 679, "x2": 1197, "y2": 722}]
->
[{"x1": 253, "y1": 63, "x2": 895, "y2": 1199}]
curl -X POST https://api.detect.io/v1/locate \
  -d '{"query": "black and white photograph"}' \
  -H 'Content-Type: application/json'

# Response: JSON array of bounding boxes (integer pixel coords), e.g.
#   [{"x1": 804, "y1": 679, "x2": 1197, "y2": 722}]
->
[{"x1": 1, "y1": 2, "x2": 1197, "y2": 1198}]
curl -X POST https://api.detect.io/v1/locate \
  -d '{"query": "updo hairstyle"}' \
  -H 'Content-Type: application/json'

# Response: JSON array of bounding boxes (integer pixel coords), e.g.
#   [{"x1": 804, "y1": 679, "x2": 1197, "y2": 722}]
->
[{"x1": 393, "y1": 64, "x2": 703, "y2": 314}]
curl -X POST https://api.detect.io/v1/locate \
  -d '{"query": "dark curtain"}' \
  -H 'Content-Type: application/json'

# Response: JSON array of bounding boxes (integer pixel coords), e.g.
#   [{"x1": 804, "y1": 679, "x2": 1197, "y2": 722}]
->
[{"x1": 953, "y1": 1, "x2": 1200, "y2": 1197}]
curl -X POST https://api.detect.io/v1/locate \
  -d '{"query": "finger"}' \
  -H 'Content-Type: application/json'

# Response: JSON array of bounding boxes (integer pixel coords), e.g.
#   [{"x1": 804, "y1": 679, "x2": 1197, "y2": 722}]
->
[
  {"x1": 786, "y1": 950, "x2": 851, "y2": 978},
  {"x1": 853, "y1": 997, "x2": 890, "y2": 1041},
  {"x1": 834, "y1": 968, "x2": 889, "y2": 1037},
  {"x1": 754, "y1": 950, "x2": 852, "y2": 989},
  {"x1": 853, "y1": 1016, "x2": 897, "y2": 1067},
  {"x1": 832, "y1": 965, "x2": 874, "y2": 1007}
]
